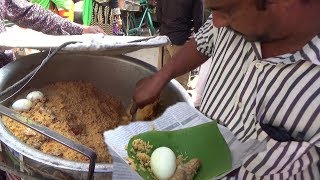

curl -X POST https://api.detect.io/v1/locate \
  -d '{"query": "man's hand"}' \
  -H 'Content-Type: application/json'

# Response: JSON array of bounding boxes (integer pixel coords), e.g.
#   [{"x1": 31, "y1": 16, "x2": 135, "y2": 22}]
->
[
  {"x1": 130, "y1": 75, "x2": 166, "y2": 115},
  {"x1": 82, "y1": 25, "x2": 106, "y2": 34}
]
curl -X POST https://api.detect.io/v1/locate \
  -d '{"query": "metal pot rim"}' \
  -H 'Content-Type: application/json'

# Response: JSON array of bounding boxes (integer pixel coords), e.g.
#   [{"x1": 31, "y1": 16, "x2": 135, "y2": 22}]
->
[
  {"x1": 0, "y1": 121, "x2": 113, "y2": 172},
  {"x1": 0, "y1": 53, "x2": 193, "y2": 173}
]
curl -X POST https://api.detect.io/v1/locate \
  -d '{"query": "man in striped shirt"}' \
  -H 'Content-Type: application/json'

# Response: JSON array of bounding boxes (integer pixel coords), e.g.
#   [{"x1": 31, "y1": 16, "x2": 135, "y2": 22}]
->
[{"x1": 131, "y1": 0, "x2": 320, "y2": 179}]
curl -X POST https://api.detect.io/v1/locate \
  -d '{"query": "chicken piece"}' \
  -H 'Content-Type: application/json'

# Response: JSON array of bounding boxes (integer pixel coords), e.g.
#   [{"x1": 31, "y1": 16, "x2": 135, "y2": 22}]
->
[{"x1": 170, "y1": 158, "x2": 201, "y2": 180}]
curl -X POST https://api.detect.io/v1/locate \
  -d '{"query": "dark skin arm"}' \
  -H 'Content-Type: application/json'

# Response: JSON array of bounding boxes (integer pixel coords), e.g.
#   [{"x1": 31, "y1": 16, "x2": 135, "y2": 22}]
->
[{"x1": 130, "y1": 38, "x2": 209, "y2": 114}]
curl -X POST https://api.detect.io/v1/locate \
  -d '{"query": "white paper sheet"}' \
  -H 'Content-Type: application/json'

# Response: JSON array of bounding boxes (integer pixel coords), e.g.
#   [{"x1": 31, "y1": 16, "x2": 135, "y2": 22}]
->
[{"x1": 104, "y1": 102, "x2": 266, "y2": 179}]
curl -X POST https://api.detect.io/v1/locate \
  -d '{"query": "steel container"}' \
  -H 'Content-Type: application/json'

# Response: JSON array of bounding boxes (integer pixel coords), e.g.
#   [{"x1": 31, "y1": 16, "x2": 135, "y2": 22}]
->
[{"x1": 0, "y1": 52, "x2": 192, "y2": 179}]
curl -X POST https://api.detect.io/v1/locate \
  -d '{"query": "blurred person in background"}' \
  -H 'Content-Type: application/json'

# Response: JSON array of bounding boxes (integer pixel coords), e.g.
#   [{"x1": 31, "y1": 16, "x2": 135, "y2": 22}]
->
[
  {"x1": 157, "y1": 0, "x2": 204, "y2": 89},
  {"x1": 82, "y1": 0, "x2": 122, "y2": 35}
]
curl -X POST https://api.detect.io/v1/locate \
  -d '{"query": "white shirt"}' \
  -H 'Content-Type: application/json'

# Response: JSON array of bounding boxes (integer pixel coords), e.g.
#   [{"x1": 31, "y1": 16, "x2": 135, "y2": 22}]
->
[{"x1": 195, "y1": 15, "x2": 320, "y2": 179}]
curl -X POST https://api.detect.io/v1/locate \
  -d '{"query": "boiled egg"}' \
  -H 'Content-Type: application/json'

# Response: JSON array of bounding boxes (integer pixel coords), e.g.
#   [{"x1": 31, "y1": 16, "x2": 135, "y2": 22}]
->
[
  {"x1": 12, "y1": 99, "x2": 32, "y2": 112},
  {"x1": 150, "y1": 147, "x2": 176, "y2": 180},
  {"x1": 26, "y1": 91, "x2": 44, "y2": 102}
]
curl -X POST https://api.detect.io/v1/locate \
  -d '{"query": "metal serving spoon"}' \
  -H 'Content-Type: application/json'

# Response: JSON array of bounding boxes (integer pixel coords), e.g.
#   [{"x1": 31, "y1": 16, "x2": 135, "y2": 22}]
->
[{"x1": 0, "y1": 104, "x2": 97, "y2": 180}]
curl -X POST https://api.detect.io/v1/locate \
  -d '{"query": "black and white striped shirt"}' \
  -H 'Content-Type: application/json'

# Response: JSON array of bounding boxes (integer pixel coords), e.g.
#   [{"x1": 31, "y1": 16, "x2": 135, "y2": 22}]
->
[{"x1": 195, "y1": 15, "x2": 320, "y2": 179}]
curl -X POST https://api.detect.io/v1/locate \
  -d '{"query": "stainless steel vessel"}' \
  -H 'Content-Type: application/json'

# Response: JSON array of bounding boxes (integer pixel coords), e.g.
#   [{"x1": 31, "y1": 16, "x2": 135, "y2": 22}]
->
[{"x1": 0, "y1": 52, "x2": 192, "y2": 179}]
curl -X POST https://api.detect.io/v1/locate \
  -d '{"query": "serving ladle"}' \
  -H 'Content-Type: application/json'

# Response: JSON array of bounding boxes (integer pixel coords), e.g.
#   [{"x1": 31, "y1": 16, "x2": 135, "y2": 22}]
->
[{"x1": 0, "y1": 103, "x2": 97, "y2": 180}]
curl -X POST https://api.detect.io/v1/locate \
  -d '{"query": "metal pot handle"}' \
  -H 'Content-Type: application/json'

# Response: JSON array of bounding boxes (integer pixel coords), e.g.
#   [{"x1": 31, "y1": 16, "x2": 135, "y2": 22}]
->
[{"x1": 0, "y1": 104, "x2": 97, "y2": 180}]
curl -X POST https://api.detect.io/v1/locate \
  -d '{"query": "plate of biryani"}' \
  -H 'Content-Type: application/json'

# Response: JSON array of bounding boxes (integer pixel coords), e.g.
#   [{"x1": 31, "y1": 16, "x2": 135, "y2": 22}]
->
[{"x1": 126, "y1": 121, "x2": 232, "y2": 180}]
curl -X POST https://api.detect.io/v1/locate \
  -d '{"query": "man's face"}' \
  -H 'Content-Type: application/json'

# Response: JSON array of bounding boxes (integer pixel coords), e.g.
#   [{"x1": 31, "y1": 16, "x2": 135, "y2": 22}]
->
[{"x1": 205, "y1": 0, "x2": 277, "y2": 42}]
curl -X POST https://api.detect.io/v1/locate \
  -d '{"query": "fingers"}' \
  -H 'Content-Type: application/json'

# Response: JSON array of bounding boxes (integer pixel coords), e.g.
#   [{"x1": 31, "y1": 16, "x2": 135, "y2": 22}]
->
[
  {"x1": 82, "y1": 25, "x2": 106, "y2": 35},
  {"x1": 130, "y1": 76, "x2": 160, "y2": 116},
  {"x1": 93, "y1": 26, "x2": 106, "y2": 35}
]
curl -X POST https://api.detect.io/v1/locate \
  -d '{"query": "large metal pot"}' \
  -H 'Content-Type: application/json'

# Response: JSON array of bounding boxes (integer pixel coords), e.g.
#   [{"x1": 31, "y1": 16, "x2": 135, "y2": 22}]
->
[{"x1": 0, "y1": 52, "x2": 192, "y2": 179}]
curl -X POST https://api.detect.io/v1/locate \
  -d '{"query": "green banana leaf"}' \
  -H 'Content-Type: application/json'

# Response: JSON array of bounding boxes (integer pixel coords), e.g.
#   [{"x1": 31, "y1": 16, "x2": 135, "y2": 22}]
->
[
  {"x1": 30, "y1": 0, "x2": 72, "y2": 10},
  {"x1": 127, "y1": 121, "x2": 232, "y2": 180}
]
